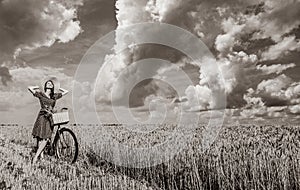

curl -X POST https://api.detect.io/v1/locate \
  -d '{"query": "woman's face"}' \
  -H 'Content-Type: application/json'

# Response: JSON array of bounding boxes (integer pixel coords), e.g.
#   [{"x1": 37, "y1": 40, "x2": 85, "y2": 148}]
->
[{"x1": 46, "y1": 81, "x2": 54, "y2": 89}]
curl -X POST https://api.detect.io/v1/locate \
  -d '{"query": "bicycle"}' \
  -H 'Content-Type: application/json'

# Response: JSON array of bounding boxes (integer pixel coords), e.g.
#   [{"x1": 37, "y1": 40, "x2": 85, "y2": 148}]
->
[{"x1": 44, "y1": 108, "x2": 79, "y2": 164}]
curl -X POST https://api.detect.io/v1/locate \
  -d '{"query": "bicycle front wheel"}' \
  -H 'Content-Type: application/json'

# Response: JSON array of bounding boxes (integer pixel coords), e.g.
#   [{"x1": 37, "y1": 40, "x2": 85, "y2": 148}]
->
[{"x1": 54, "y1": 128, "x2": 78, "y2": 163}]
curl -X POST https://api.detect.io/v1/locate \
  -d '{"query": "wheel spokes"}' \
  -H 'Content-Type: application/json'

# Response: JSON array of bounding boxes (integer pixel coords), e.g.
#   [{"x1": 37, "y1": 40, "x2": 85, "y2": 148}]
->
[{"x1": 57, "y1": 132, "x2": 75, "y2": 162}]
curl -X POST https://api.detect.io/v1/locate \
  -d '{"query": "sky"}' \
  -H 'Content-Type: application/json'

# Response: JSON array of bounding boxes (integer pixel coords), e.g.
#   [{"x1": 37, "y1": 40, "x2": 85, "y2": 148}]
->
[{"x1": 0, "y1": 0, "x2": 300, "y2": 125}]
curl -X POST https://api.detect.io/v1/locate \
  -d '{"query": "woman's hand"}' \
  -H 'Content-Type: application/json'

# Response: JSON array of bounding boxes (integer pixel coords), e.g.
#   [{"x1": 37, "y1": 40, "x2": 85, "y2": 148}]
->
[
  {"x1": 28, "y1": 86, "x2": 40, "y2": 94},
  {"x1": 59, "y1": 87, "x2": 69, "y2": 96}
]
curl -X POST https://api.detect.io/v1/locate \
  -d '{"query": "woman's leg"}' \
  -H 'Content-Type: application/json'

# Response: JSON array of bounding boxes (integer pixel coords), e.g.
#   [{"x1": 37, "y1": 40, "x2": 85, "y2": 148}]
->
[
  {"x1": 40, "y1": 139, "x2": 49, "y2": 159},
  {"x1": 32, "y1": 139, "x2": 47, "y2": 164}
]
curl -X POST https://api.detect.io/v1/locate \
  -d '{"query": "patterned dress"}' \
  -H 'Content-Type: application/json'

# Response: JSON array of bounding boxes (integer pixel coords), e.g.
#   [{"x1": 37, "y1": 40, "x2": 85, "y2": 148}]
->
[{"x1": 32, "y1": 91, "x2": 62, "y2": 139}]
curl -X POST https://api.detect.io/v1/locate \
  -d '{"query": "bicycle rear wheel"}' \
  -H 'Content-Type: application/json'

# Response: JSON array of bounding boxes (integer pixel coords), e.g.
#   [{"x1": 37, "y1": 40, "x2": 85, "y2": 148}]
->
[{"x1": 54, "y1": 127, "x2": 78, "y2": 163}]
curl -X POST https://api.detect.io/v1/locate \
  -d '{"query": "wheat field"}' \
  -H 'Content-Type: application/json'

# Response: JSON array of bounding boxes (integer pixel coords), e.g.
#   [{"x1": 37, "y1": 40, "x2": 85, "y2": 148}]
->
[{"x1": 0, "y1": 123, "x2": 299, "y2": 190}]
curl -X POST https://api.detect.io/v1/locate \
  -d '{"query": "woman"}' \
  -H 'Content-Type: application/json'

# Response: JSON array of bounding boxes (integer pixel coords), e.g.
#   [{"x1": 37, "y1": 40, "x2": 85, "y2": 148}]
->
[{"x1": 28, "y1": 80, "x2": 68, "y2": 164}]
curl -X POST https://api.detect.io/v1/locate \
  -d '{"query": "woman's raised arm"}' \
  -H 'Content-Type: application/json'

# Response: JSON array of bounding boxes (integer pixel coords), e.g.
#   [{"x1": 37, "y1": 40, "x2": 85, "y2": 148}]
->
[
  {"x1": 58, "y1": 87, "x2": 69, "y2": 96},
  {"x1": 28, "y1": 86, "x2": 40, "y2": 94}
]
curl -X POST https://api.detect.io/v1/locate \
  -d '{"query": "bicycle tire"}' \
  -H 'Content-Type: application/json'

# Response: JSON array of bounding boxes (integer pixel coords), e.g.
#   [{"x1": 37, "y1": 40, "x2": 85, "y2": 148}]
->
[{"x1": 54, "y1": 127, "x2": 78, "y2": 163}]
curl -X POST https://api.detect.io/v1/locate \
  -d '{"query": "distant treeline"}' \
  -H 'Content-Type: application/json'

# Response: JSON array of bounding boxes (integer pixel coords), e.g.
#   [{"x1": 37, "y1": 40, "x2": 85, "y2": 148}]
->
[
  {"x1": 1, "y1": 123, "x2": 122, "y2": 127},
  {"x1": 71, "y1": 123, "x2": 122, "y2": 127},
  {"x1": 0, "y1": 124, "x2": 19, "y2": 126}
]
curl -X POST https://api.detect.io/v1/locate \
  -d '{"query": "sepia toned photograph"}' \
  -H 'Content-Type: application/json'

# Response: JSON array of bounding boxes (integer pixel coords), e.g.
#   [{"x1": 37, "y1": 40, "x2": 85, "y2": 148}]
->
[{"x1": 0, "y1": 0, "x2": 300, "y2": 189}]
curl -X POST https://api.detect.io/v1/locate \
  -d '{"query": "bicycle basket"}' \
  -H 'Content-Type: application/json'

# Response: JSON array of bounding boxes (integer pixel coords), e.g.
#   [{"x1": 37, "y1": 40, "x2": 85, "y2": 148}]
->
[{"x1": 52, "y1": 108, "x2": 69, "y2": 125}]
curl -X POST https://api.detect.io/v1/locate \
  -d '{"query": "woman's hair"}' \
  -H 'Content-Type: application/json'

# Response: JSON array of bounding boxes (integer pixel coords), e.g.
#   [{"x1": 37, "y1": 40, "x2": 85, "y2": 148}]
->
[{"x1": 44, "y1": 80, "x2": 55, "y2": 99}]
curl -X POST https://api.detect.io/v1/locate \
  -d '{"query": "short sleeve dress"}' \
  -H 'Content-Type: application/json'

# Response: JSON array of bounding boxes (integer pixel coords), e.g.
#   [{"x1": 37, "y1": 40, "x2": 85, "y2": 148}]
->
[{"x1": 32, "y1": 91, "x2": 63, "y2": 139}]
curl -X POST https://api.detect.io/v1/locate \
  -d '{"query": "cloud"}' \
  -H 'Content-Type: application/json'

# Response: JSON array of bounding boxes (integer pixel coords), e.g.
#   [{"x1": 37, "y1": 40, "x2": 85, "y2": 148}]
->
[
  {"x1": 258, "y1": 1, "x2": 300, "y2": 42},
  {"x1": 10, "y1": 66, "x2": 71, "y2": 88},
  {"x1": 0, "y1": 66, "x2": 12, "y2": 86},
  {"x1": 0, "y1": 0, "x2": 83, "y2": 61},
  {"x1": 95, "y1": 0, "x2": 168, "y2": 106},
  {"x1": 256, "y1": 63, "x2": 296, "y2": 75},
  {"x1": 184, "y1": 83, "x2": 212, "y2": 111},
  {"x1": 213, "y1": 1, "x2": 300, "y2": 57},
  {"x1": 145, "y1": 0, "x2": 198, "y2": 23},
  {"x1": 215, "y1": 17, "x2": 245, "y2": 53},
  {"x1": 207, "y1": 1, "x2": 300, "y2": 113},
  {"x1": 289, "y1": 105, "x2": 300, "y2": 114},
  {"x1": 257, "y1": 74, "x2": 293, "y2": 97},
  {"x1": 243, "y1": 74, "x2": 300, "y2": 110},
  {"x1": 116, "y1": 0, "x2": 151, "y2": 26},
  {"x1": 183, "y1": 51, "x2": 259, "y2": 110},
  {"x1": 240, "y1": 88, "x2": 267, "y2": 118},
  {"x1": 240, "y1": 88, "x2": 289, "y2": 118},
  {"x1": 93, "y1": 0, "x2": 300, "y2": 120},
  {"x1": 73, "y1": 80, "x2": 96, "y2": 113},
  {"x1": 0, "y1": 66, "x2": 73, "y2": 111},
  {"x1": 96, "y1": 0, "x2": 267, "y2": 111},
  {"x1": 285, "y1": 83, "x2": 300, "y2": 104},
  {"x1": 261, "y1": 36, "x2": 300, "y2": 61},
  {"x1": 241, "y1": 105, "x2": 288, "y2": 118}
]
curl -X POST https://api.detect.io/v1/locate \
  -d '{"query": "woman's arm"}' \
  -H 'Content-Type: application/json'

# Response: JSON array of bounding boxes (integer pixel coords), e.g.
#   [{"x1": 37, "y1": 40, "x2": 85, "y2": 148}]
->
[
  {"x1": 28, "y1": 86, "x2": 40, "y2": 94},
  {"x1": 58, "y1": 87, "x2": 69, "y2": 96}
]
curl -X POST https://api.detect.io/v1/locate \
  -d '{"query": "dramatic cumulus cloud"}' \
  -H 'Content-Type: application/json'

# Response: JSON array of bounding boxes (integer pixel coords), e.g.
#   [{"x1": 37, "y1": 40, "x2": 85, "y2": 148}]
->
[
  {"x1": 183, "y1": 51, "x2": 258, "y2": 111},
  {"x1": 95, "y1": 0, "x2": 159, "y2": 106},
  {"x1": 92, "y1": 0, "x2": 300, "y2": 120},
  {"x1": 215, "y1": 17, "x2": 246, "y2": 53},
  {"x1": 210, "y1": 0, "x2": 300, "y2": 117},
  {"x1": 145, "y1": 0, "x2": 200, "y2": 23},
  {"x1": 95, "y1": 0, "x2": 254, "y2": 108},
  {"x1": 0, "y1": 0, "x2": 83, "y2": 62}
]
